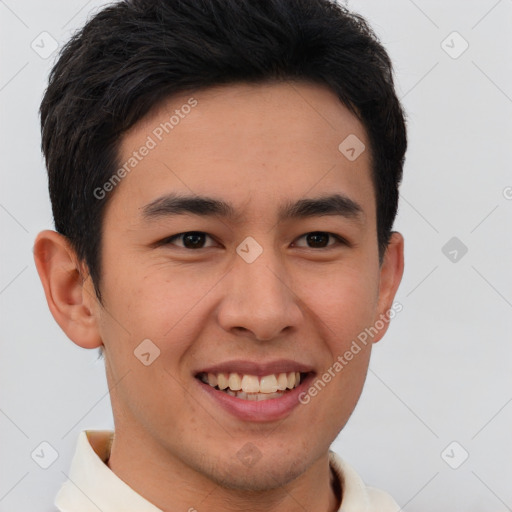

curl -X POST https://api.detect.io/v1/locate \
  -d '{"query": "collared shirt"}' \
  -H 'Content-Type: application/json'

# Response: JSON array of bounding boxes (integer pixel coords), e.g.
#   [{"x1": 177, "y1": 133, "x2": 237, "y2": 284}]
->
[{"x1": 55, "y1": 430, "x2": 399, "y2": 512}]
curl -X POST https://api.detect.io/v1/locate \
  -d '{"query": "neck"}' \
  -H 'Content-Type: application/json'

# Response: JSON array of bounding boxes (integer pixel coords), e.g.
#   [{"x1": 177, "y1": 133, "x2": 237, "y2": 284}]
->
[{"x1": 106, "y1": 427, "x2": 341, "y2": 512}]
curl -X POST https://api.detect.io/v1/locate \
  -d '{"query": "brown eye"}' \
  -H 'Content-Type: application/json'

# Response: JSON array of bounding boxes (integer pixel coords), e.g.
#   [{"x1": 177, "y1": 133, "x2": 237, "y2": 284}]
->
[
  {"x1": 164, "y1": 231, "x2": 216, "y2": 249},
  {"x1": 306, "y1": 232, "x2": 330, "y2": 248},
  {"x1": 293, "y1": 231, "x2": 345, "y2": 249}
]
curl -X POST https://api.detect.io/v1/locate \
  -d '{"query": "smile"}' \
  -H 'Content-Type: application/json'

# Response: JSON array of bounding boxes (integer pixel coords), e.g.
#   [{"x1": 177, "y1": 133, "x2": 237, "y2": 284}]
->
[{"x1": 196, "y1": 371, "x2": 308, "y2": 401}]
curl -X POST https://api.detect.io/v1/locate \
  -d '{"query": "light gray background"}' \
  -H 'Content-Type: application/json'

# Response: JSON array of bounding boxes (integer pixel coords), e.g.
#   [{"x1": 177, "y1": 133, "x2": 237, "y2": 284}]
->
[{"x1": 1, "y1": 0, "x2": 511, "y2": 510}]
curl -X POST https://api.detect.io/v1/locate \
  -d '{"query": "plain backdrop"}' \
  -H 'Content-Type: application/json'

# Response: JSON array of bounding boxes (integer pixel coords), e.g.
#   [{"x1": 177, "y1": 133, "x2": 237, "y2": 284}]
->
[{"x1": 1, "y1": 1, "x2": 511, "y2": 510}]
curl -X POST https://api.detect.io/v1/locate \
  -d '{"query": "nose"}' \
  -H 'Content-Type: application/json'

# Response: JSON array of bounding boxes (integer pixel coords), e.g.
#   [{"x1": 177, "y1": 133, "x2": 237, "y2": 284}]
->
[{"x1": 216, "y1": 244, "x2": 303, "y2": 341}]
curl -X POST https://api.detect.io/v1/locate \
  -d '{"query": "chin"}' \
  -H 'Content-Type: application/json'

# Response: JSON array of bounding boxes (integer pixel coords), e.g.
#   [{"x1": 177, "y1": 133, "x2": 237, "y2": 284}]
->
[
  {"x1": 214, "y1": 462, "x2": 308, "y2": 492},
  {"x1": 198, "y1": 446, "x2": 314, "y2": 492}
]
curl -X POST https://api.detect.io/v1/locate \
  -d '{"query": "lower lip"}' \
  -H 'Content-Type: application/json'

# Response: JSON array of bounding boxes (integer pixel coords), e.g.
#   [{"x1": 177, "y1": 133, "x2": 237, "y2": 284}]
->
[{"x1": 195, "y1": 373, "x2": 315, "y2": 423}]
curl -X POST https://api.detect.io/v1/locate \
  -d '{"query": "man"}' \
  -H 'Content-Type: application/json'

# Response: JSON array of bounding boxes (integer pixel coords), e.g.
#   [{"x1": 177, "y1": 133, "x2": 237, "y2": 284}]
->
[{"x1": 33, "y1": 0, "x2": 407, "y2": 510}]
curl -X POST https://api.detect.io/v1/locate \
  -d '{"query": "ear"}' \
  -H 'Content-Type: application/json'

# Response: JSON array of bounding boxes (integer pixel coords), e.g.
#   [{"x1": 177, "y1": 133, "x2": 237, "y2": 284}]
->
[
  {"x1": 33, "y1": 230, "x2": 103, "y2": 349},
  {"x1": 371, "y1": 231, "x2": 404, "y2": 344}
]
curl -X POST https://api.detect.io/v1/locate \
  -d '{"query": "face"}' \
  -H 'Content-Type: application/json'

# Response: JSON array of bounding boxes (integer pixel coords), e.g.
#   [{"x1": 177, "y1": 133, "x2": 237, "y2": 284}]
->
[{"x1": 86, "y1": 81, "x2": 401, "y2": 490}]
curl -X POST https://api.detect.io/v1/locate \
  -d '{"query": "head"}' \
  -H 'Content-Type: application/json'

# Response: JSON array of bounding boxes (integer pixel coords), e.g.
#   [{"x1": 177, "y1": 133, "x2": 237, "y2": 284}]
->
[{"x1": 34, "y1": 0, "x2": 406, "y2": 493}]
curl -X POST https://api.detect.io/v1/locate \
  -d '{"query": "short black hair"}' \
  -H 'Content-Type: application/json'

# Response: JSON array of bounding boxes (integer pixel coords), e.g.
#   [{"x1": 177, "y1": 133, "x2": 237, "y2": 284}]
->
[{"x1": 40, "y1": 0, "x2": 407, "y2": 303}]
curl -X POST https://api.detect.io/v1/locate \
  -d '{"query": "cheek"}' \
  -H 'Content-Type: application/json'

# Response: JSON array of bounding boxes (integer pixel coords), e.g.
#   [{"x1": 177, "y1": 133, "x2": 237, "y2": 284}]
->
[
  {"x1": 131, "y1": 265, "x2": 224, "y2": 337},
  {"x1": 98, "y1": 258, "x2": 226, "y2": 367},
  {"x1": 296, "y1": 262, "x2": 380, "y2": 344}
]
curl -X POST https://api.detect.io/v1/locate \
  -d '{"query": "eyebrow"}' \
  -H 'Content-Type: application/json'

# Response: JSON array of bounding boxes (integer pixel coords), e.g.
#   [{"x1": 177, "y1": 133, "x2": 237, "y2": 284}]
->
[{"x1": 141, "y1": 192, "x2": 364, "y2": 224}]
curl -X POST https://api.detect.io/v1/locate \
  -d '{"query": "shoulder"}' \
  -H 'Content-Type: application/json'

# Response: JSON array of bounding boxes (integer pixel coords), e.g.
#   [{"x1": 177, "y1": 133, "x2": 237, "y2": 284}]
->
[
  {"x1": 365, "y1": 486, "x2": 400, "y2": 511},
  {"x1": 329, "y1": 450, "x2": 399, "y2": 512}
]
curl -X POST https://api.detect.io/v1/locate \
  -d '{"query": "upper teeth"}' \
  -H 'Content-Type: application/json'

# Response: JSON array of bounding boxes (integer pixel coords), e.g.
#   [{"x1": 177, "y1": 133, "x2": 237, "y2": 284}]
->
[{"x1": 200, "y1": 372, "x2": 302, "y2": 393}]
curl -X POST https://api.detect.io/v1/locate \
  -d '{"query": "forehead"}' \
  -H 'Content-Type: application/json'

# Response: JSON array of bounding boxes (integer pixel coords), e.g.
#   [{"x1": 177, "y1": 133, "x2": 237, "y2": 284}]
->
[{"x1": 108, "y1": 80, "x2": 375, "y2": 225}]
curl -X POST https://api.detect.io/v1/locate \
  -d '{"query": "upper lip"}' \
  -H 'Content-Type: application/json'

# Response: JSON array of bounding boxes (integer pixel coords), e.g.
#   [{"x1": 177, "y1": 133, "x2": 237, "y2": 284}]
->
[{"x1": 195, "y1": 359, "x2": 315, "y2": 378}]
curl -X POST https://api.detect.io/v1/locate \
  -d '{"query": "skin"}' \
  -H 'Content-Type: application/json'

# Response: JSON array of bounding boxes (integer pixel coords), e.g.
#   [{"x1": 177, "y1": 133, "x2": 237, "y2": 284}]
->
[{"x1": 34, "y1": 80, "x2": 404, "y2": 512}]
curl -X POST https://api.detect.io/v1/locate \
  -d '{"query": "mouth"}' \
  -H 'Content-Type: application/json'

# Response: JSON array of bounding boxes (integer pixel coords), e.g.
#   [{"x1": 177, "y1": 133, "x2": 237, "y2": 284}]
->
[{"x1": 195, "y1": 371, "x2": 312, "y2": 401}]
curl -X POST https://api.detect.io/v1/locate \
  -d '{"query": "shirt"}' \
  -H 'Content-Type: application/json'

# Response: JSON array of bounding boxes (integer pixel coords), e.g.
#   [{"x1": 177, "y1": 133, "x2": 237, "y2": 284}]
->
[{"x1": 55, "y1": 430, "x2": 399, "y2": 512}]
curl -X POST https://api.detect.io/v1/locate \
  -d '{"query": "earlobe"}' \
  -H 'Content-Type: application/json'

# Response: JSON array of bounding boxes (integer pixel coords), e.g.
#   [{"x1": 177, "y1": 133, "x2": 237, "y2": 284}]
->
[
  {"x1": 372, "y1": 231, "x2": 405, "y2": 344},
  {"x1": 33, "y1": 230, "x2": 103, "y2": 349}
]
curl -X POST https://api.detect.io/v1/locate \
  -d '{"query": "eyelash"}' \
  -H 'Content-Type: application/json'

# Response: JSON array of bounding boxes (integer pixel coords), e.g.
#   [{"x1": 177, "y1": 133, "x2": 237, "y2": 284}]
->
[{"x1": 160, "y1": 231, "x2": 348, "y2": 250}]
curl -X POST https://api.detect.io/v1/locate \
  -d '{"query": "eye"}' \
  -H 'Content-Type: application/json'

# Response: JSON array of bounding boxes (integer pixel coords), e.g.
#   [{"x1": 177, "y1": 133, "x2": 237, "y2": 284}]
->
[
  {"x1": 159, "y1": 231, "x2": 347, "y2": 250},
  {"x1": 163, "y1": 231, "x2": 217, "y2": 249},
  {"x1": 293, "y1": 231, "x2": 346, "y2": 249}
]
